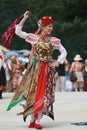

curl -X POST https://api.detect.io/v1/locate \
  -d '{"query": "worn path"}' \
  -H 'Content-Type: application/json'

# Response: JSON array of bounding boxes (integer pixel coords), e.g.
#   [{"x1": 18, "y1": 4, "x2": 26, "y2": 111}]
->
[{"x1": 0, "y1": 92, "x2": 87, "y2": 130}]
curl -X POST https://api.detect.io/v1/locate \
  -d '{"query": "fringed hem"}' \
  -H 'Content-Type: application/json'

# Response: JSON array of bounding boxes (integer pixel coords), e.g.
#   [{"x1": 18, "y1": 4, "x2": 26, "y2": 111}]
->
[{"x1": 6, "y1": 96, "x2": 24, "y2": 111}]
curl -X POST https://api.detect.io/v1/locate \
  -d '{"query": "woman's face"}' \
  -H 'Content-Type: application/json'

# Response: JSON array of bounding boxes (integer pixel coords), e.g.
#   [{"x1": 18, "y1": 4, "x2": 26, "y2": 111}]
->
[{"x1": 42, "y1": 24, "x2": 53, "y2": 35}]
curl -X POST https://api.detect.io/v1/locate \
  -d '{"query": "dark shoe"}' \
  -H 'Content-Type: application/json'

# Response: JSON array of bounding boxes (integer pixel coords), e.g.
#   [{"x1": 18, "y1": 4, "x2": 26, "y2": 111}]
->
[
  {"x1": 0, "y1": 96, "x2": 2, "y2": 99},
  {"x1": 0, "y1": 94, "x2": 2, "y2": 99},
  {"x1": 0, "y1": 90, "x2": 2, "y2": 99},
  {"x1": 34, "y1": 123, "x2": 43, "y2": 129}
]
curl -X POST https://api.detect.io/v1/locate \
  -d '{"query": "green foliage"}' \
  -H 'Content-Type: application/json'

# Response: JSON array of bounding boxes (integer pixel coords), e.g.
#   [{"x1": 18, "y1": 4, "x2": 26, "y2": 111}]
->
[{"x1": 0, "y1": 0, "x2": 87, "y2": 61}]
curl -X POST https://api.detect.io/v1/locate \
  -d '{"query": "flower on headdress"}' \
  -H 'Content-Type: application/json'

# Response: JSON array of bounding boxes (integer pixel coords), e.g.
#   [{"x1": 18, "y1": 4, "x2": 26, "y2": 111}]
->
[{"x1": 38, "y1": 16, "x2": 54, "y2": 27}]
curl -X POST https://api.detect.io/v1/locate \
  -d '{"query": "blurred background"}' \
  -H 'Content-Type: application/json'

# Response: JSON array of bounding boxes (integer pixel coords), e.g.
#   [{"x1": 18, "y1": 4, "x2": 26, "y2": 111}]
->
[{"x1": 0, "y1": 0, "x2": 87, "y2": 62}]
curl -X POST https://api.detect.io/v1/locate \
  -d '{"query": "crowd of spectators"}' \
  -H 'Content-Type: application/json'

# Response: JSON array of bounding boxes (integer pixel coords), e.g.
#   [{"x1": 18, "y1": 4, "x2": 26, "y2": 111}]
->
[{"x1": 0, "y1": 48, "x2": 87, "y2": 99}]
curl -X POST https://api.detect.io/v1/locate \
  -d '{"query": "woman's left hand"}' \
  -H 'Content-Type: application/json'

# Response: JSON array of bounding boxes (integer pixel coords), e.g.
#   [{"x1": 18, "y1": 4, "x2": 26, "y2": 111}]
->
[{"x1": 49, "y1": 61, "x2": 60, "y2": 68}]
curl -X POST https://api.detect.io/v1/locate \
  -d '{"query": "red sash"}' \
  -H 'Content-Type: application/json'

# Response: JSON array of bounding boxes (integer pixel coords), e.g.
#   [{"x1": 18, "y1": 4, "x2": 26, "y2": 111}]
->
[{"x1": 34, "y1": 61, "x2": 48, "y2": 119}]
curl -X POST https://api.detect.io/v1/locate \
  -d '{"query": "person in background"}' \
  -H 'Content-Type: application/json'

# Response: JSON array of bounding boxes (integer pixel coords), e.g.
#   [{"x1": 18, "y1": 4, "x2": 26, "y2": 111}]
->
[
  {"x1": 11, "y1": 56, "x2": 25, "y2": 92},
  {"x1": 4, "y1": 57, "x2": 11, "y2": 91},
  {"x1": 70, "y1": 54, "x2": 84, "y2": 91},
  {"x1": 0, "y1": 49, "x2": 7, "y2": 99},
  {"x1": 83, "y1": 59, "x2": 87, "y2": 91},
  {"x1": 55, "y1": 51, "x2": 69, "y2": 91},
  {"x1": 7, "y1": 11, "x2": 67, "y2": 129},
  {"x1": 65, "y1": 62, "x2": 73, "y2": 91}
]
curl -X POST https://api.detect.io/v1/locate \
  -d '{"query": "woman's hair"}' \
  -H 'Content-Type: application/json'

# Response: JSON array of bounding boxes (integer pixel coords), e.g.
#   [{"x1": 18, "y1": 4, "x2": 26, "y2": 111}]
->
[{"x1": 34, "y1": 28, "x2": 42, "y2": 35}]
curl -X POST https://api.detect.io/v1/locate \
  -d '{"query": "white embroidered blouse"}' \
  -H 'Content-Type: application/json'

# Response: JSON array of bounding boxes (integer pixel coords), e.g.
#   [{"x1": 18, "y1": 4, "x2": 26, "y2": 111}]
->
[{"x1": 15, "y1": 24, "x2": 67, "y2": 64}]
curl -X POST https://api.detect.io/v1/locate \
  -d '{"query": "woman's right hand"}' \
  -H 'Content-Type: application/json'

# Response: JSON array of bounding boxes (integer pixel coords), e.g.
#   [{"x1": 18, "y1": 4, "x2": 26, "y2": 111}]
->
[
  {"x1": 19, "y1": 11, "x2": 30, "y2": 25},
  {"x1": 23, "y1": 11, "x2": 30, "y2": 19}
]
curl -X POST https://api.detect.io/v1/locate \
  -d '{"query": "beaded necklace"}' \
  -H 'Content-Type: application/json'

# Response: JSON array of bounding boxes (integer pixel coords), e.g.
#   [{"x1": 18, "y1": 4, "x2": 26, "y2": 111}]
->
[{"x1": 40, "y1": 34, "x2": 50, "y2": 42}]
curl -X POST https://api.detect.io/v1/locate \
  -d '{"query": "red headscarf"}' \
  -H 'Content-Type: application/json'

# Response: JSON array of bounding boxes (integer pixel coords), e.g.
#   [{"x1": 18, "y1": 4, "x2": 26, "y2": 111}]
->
[{"x1": 40, "y1": 16, "x2": 54, "y2": 26}]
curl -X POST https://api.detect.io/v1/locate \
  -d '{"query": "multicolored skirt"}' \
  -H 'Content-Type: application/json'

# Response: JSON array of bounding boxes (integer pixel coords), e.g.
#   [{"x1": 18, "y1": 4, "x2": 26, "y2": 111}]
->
[{"x1": 7, "y1": 59, "x2": 55, "y2": 121}]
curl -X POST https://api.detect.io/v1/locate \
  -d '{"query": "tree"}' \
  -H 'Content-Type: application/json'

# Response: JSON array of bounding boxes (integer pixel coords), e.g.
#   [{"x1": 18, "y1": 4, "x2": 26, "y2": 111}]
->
[{"x1": 0, "y1": 0, "x2": 87, "y2": 60}]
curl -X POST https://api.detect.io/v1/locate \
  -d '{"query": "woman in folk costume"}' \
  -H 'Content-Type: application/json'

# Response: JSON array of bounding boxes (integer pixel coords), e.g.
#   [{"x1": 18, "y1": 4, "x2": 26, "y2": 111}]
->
[
  {"x1": 7, "y1": 11, "x2": 67, "y2": 129},
  {"x1": 0, "y1": 50, "x2": 7, "y2": 99},
  {"x1": 11, "y1": 56, "x2": 25, "y2": 92}
]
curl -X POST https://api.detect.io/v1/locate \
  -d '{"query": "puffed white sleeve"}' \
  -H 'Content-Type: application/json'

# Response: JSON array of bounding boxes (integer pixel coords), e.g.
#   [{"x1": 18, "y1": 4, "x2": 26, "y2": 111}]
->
[
  {"x1": 15, "y1": 24, "x2": 29, "y2": 39},
  {"x1": 15, "y1": 24, "x2": 39, "y2": 45},
  {"x1": 56, "y1": 43, "x2": 67, "y2": 64},
  {"x1": 50, "y1": 37, "x2": 67, "y2": 64}
]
